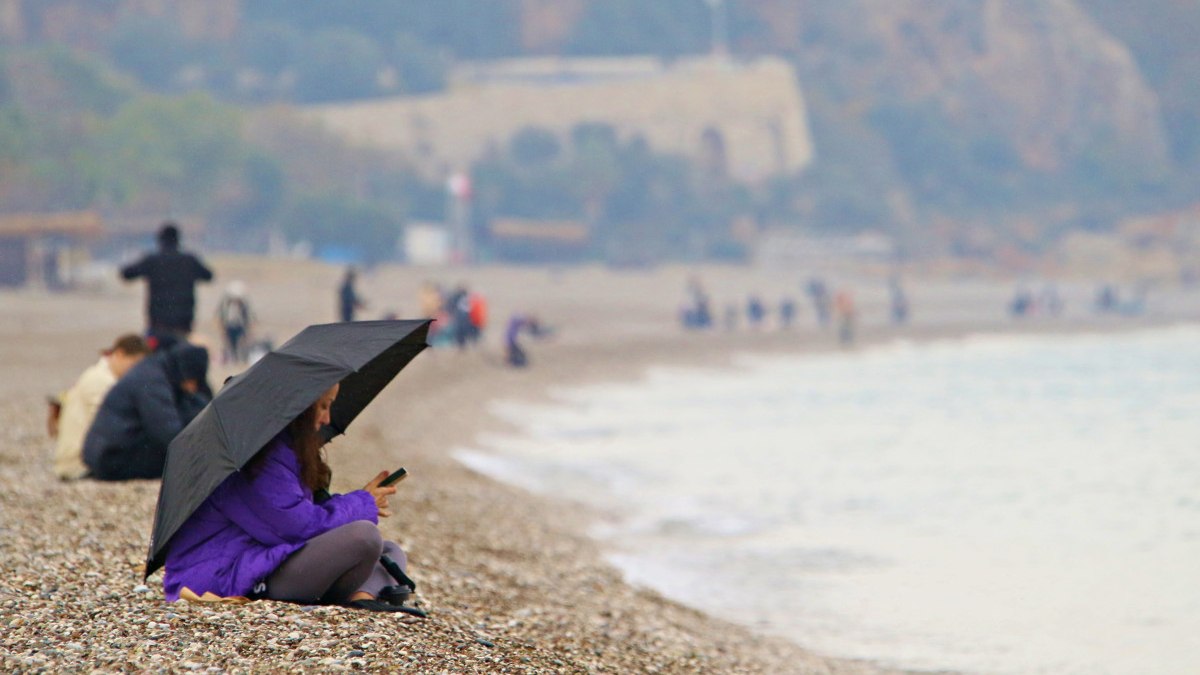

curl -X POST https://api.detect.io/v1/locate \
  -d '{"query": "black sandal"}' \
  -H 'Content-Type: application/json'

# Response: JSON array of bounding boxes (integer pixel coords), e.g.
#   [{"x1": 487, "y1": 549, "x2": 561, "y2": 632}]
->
[{"x1": 345, "y1": 599, "x2": 427, "y2": 617}]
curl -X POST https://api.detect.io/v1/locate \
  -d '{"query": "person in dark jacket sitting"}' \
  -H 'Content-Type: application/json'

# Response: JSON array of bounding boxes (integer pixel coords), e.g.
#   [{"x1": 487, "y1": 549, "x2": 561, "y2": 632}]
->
[
  {"x1": 121, "y1": 222, "x2": 214, "y2": 341},
  {"x1": 83, "y1": 343, "x2": 212, "y2": 481}
]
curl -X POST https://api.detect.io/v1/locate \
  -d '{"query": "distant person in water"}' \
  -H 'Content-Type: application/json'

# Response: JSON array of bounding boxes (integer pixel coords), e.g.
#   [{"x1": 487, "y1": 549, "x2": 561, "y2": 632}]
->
[
  {"x1": 338, "y1": 267, "x2": 366, "y2": 322},
  {"x1": 120, "y1": 222, "x2": 214, "y2": 342}
]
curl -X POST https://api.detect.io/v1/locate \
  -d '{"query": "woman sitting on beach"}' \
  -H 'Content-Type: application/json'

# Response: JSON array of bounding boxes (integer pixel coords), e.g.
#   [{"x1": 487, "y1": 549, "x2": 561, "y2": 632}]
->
[{"x1": 162, "y1": 384, "x2": 413, "y2": 612}]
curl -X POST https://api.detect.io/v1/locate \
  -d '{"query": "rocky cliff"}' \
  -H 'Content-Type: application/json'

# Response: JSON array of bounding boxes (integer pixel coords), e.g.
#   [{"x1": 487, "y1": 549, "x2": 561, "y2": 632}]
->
[
  {"x1": 518, "y1": 0, "x2": 1173, "y2": 209},
  {"x1": 755, "y1": 0, "x2": 1169, "y2": 175}
]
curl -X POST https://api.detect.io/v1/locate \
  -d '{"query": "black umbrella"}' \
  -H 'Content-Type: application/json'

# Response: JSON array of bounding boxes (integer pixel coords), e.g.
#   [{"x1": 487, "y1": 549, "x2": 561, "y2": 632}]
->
[{"x1": 145, "y1": 319, "x2": 431, "y2": 577}]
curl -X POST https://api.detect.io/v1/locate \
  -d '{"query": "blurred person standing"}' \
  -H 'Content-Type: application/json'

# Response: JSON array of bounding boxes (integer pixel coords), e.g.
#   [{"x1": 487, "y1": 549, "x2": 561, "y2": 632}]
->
[
  {"x1": 417, "y1": 281, "x2": 445, "y2": 342},
  {"x1": 121, "y1": 222, "x2": 214, "y2": 342},
  {"x1": 746, "y1": 294, "x2": 766, "y2": 330},
  {"x1": 467, "y1": 289, "x2": 488, "y2": 346},
  {"x1": 779, "y1": 296, "x2": 797, "y2": 330},
  {"x1": 48, "y1": 334, "x2": 150, "y2": 480},
  {"x1": 806, "y1": 277, "x2": 831, "y2": 328},
  {"x1": 445, "y1": 284, "x2": 472, "y2": 349},
  {"x1": 216, "y1": 281, "x2": 255, "y2": 364},
  {"x1": 834, "y1": 289, "x2": 857, "y2": 346},
  {"x1": 417, "y1": 281, "x2": 443, "y2": 319},
  {"x1": 889, "y1": 276, "x2": 910, "y2": 325},
  {"x1": 338, "y1": 267, "x2": 366, "y2": 322}
]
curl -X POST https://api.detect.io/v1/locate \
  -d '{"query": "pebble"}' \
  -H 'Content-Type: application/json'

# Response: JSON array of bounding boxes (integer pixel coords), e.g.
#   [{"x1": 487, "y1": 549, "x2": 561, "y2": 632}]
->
[{"x1": 0, "y1": 376, "x2": 860, "y2": 675}]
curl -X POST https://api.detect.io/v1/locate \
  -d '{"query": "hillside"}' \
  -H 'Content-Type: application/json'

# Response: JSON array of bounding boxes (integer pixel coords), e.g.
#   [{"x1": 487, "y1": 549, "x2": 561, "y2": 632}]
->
[{"x1": 1, "y1": 0, "x2": 1196, "y2": 262}]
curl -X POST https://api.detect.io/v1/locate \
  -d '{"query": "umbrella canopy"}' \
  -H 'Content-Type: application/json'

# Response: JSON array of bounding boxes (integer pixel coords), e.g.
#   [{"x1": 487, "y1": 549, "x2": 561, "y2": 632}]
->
[{"x1": 145, "y1": 319, "x2": 430, "y2": 577}]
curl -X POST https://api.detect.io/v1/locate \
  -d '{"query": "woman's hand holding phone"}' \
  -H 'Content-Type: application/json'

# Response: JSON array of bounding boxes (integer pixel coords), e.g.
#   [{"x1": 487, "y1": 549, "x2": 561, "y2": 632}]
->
[{"x1": 364, "y1": 470, "x2": 399, "y2": 517}]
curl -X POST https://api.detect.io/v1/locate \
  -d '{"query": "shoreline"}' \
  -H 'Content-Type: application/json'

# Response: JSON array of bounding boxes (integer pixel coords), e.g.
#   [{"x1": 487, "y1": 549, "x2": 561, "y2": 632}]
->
[
  {"x1": 3, "y1": 260, "x2": 1197, "y2": 672},
  {"x1": 445, "y1": 316, "x2": 1200, "y2": 674}
]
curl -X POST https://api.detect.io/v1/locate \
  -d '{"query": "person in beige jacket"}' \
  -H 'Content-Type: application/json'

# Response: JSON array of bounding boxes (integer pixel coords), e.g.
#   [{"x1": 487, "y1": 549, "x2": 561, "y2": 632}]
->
[{"x1": 48, "y1": 334, "x2": 150, "y2": 480}]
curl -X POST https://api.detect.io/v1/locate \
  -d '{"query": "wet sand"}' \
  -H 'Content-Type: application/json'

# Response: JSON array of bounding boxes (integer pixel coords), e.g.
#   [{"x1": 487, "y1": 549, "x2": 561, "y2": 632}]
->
[{"x1": 2, "y1": 257, "x2": 1194, "y2": 672}]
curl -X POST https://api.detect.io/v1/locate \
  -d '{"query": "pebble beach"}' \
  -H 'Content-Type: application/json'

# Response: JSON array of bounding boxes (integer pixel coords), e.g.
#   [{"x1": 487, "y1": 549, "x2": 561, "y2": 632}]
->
[{"x1": 3, "y1": 257, "x2": 1193, "y2": 673}]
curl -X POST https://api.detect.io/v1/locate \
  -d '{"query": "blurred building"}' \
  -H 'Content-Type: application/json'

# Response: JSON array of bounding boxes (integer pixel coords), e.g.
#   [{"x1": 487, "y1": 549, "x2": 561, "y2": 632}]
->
[
  {"x1": 1056, "y1": 204, "x2": 1200, "y2": 282},
  {"x1": 306, "y1": 56, "x2": 814, "y2": 185},
  {"x1": 487, "y1": 217, "x2": 590, "y2": 263},
  {"x1": 754, "y1": 229, "x2": 896, "y2": 270},
  {"x1": 0, "y1": 211, "x2": 104, "y2": 288}
]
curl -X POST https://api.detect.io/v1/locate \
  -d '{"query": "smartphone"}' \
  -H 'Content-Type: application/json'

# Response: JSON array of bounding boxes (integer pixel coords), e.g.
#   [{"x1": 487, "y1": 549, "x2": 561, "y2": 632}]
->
[{"x1": 379, "y1": 467, "x2": 407, "y2": 487}]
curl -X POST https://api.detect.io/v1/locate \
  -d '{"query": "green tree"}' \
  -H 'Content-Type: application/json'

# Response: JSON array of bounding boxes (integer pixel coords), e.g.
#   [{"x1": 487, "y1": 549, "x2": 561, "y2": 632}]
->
[
  {"x1": 509, "y1": 127, "x2": 561, "y2": 166},
  {"x1": 89, "y1": 93, "x2": 244, "y2": 210},
  {"x1": 566, "y1": 0, "x2": 710, "y2": 58},
  {"x1": 243, "y1": 0, "x2": 521, "y2": 59},
  {"x1": 106, "y1": 16, "x2": 190, "y2": 90},
  {"x1": 391, "y1": 33, "x2": 447, "y2": 94},
  {"x1": 43, "y1": 46, "x2": 136, "y2": 115},
  {"x1": 0, "y1": 106, "x2": 29, "y2": 163},
  {"x1": 239, "y1": 22, "x2": 303, "y2": 79},
  {"x1": 292, "y1": 28, "x2": 385, "y2": 103}
]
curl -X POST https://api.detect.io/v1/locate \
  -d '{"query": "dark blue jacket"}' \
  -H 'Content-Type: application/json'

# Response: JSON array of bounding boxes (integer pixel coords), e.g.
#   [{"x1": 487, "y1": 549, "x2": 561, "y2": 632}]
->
[
  {"x1": 83, "y1": 345, "x2": 211, "y2": 481},
  {"x1": 121, "y1": 248, "x2": 213, "y2": 332}
]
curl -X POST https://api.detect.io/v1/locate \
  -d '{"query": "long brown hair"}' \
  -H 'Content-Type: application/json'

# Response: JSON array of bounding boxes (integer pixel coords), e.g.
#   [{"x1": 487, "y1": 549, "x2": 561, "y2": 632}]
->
[
  {"x1": 288, "y1": 404, "x2": 331, "y2": 492},
  {"x1": 244, "y1": 400, "x2": 331, "y2": 492}
]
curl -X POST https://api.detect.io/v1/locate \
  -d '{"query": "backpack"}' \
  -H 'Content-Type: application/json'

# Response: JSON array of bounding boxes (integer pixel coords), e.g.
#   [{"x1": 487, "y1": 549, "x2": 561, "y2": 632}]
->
[{"x1": 220, "y1": 297, "x2": 249, "y2": 328}]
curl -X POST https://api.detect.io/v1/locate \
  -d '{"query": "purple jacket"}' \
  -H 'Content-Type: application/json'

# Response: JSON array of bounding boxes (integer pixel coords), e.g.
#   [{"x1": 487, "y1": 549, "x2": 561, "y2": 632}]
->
[{"x1": 162, "y1": 434, "x2": 377, "y2": 601}]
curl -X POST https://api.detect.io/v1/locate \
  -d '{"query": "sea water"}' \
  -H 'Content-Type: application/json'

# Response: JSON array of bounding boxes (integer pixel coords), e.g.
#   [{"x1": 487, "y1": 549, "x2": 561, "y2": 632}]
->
[{"x1": 456, "y1": 326, "x2": 1200, "y2": 674}]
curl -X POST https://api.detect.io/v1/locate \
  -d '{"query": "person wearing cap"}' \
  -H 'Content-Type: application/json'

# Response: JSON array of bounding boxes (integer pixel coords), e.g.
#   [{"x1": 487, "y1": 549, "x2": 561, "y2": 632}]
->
[
  {"x1": 83, "y1": 342, "x2": 212, "y2": 481},
  {"x1": 121, "y1": 221, "x2": 214, "y2": 341},
  {"x1": 48, "y1": 334, "x2": 151, "y2": 480}
]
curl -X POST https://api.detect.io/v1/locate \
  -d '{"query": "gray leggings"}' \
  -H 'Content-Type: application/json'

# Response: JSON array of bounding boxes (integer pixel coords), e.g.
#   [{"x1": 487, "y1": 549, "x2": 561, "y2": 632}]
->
[{"x1": 264, "y1": 520, "x2": 408, "y2": 604}]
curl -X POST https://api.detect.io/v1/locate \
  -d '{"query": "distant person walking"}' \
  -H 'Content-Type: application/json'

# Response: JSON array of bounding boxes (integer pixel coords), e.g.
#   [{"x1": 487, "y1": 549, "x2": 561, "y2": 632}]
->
[
  {"x1": 778, "y1": 297, "x2": 796, "y2": 330},
  {"x1": 338, "y1": 268, "x2": 366, "y2": 322},
  {"x1": 834, "y1": 290, "x2": 857, "y2": 347},
  {"x1": 746, "y1": 294, "x2": 766, "y2": 330},
  {"x1": 806, "y1": 277, "x2": 831, "y2": 328},
  {"x1": 888, "y1": 276, "x2": 910, "y2": 325},
  {"x1": 445, "y1": 285, "x2": 472, "y2": 349},
  {"x1": 121, "y1": 222, "x2": 214, "y2": 342},
  {"x1": 682, "y1": 277, "x2": 713, "y2": 329},
  {"x1": 216, "y1": 281, "x2": 255, "y2": 364},
  {"x1": 467, "y1": 290, "x2": 488, "y2": 346}
]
